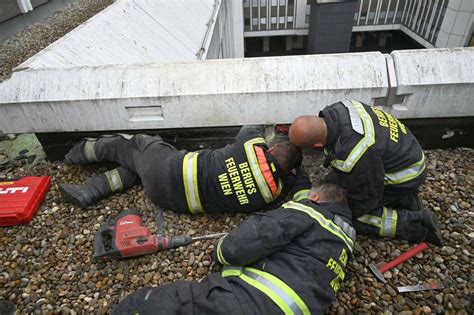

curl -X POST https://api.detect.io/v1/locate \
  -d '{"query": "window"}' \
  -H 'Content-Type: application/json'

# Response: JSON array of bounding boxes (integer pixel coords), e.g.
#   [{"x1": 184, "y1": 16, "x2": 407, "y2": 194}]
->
[
  {"x1": 261, "y1": 17, "x2": 267, "y2": 24},
  {"x1": 280, "y1": 0, "x2": 286, "y2": 5},
  {"x1": 272, "y1": 0, "x2": 277, "y2": 6},
  {"x1": 261, "y1": 0, "x2": 267, "y2": 7},
  {"x1": 252, "y1": 18, "x2": 259, "y2": 25},
  {"x1": 252, "y1": 0, "x2": 258, "y2": 8},
  {"x1": 244, "y1": 0, "x2": 250, "y2": 8},
  {"x1": 287, "y1": 16, "x2": 293, "y2": 22},
  {"x1": 279, "y1": 16, "x2": 285, "y2": 23},
  {"x1": 305, "y1": 15, "x2": 310, "y2": 24},
  {"x1": 271, "y1": 17, "x2": 277, "y2": 24}
]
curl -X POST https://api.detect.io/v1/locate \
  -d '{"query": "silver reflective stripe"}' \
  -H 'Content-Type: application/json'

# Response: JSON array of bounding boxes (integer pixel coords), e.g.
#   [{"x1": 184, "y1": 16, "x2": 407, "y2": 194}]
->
[
  {"x1": 104, "y1": 169, "x2": 123, "y2": 192},
  {"x1": 331, "y1": 101, "x2": 375, "y2": 172},
  {"x1": 244, "y1": 269, "x2": 303, "y2": 315},
  {"x1": 342, "y1": 100, "x2": 364, "y2": 135},
  {"x1": 381, "y1": 207, "x2": 398, "y2": 238},
  {"x1": 83, "y1": 140, "x2": 97, "y2": 162},
  {"x1": 384, "y1": 153, "x2": 426, "y2": 185},
  {"x1": 333, "y1": 215, "x2": 356, "y2": 242},
  {"x1": 357, "y1": 215, "x2": 382, "y2": 227}
]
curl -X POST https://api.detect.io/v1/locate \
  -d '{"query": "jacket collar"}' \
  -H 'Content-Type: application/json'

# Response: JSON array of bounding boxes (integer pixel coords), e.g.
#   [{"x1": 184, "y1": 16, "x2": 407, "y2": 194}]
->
[{"x1": 319, "y1": 108, "x2": 339, "y2": 151}]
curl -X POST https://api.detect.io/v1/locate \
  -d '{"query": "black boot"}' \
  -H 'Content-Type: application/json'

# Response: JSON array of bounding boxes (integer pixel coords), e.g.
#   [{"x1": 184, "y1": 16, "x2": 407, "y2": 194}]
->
[
  {"x1": 65, "y1": 138, "x2": 97, "y2": 165},
  {"x1": 59, "y1": 175, "x2": 112, "y2": 208}
]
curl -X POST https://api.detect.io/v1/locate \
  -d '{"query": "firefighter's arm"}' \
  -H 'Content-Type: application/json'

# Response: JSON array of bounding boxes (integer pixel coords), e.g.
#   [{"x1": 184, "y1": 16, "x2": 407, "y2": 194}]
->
[
  {"x1": 235, "y1": 125, "x2": 266, "y2": 143},
  {"x1": 290, "y1": 166, "x2": 312, "y2": 201},
  {"x1": 213, "y1": 208, "x2": 313, "y2": 266},
  {"x1": 339, "y1": 148, "x2": 385, "y2": 216}
]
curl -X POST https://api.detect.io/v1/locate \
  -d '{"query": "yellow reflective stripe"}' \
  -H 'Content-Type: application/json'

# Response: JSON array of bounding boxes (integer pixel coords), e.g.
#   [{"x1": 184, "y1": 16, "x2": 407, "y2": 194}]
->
[
  {"x1": 283, "y1": 201, "x2": 354, "y2": 251},
  {"x1": 384, "y1": 152, "x2": 426, "y2": 185},
  {"x1": 83, "y1": 139, "x2": 97, "y2": 162},
  {"x1": 216, "y1": 235, "x2": 230, "y2": 265},
  {"x1": 222, "y1": 267, "x2": 310, "y2": 315},
  {"x1": 244, "y1": 138, "x2": 274, "y2": 203},
  {"x1": 380, "y1": 207, "x2": 398, "y2": 238},
  {"x1": 292, "y1": 189, "x2": 309, "y2": 201},
  {"x1": 331, "y1": 101, "x2": 375, "y2": 172},
  {"x1": 182, "y1": 152, "x2": 204, "y2": 214},
  {"x1": 357, "y1": 215, "x2": 382, "y2": 228},
  {"x1": 221, "y1": 268, "x2": 241, "y2": 277},
  {"x1": 104, "y1": 168, "x2": 123, "y2": 192}
]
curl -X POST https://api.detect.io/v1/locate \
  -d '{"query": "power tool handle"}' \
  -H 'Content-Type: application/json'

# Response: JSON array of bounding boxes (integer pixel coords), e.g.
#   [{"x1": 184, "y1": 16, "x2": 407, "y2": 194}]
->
[
  {"x1": 380, "y1": 242, "x2": 429, "y2": 273},
  {"x1": 93, "y1": 223, "x2": 116, "y2": 260}
]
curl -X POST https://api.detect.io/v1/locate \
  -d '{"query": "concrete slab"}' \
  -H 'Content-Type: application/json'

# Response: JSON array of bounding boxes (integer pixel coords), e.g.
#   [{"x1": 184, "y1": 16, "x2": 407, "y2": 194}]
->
[{"x1": 18, "y1": 0, "x2": 217, "y2": 69}]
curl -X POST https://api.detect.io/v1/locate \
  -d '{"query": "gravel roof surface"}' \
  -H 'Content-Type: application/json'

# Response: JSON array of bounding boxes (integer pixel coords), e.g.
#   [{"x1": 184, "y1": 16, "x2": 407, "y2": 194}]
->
[
  {"x1": 0, "y1": 0, "x2": 113, "y2": 82},
  {"x1": 0, "y1": 148, "x2": 472, "y2": 314}
]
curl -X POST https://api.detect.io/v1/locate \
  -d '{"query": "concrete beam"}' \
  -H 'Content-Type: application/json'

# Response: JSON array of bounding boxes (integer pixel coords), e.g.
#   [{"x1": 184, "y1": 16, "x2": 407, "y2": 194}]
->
[
  {"x1": 1, "y1": 48, "x2": 473, "y2": 134},
  {"x1": 0, "y1": 52, "x2": 388, "y2": 133}
]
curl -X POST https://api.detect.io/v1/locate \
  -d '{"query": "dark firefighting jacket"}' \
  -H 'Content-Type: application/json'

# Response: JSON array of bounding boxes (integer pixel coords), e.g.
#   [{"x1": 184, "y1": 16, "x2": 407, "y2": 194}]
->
[
  {"x1": 320, "y1": 100, "x2": 426, "y2": 217},
  {"x1": 214, "y1": 199, "x2": 356, "y2": 314},
  {"x1": 167, "y1": 125, "x2": 309, "y2": 214}
]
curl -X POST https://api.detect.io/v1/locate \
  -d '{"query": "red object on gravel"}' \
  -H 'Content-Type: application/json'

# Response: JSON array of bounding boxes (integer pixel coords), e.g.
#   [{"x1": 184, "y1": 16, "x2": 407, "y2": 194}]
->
[{"x1": 0, "y1": 176, "x2": 50, "y2": 227}]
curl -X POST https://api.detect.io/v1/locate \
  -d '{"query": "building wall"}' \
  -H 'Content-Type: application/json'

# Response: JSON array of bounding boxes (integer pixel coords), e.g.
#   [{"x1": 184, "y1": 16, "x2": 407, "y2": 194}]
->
[
  {"x1": 243, "y1": 0, "x2": 474, "y2": 49},
  {"x1": 0, "y1": 0, "x2": 49, "y2": 22},
  {"x1": 207, "y1": 0, "x2": 245, "y2": 59}
]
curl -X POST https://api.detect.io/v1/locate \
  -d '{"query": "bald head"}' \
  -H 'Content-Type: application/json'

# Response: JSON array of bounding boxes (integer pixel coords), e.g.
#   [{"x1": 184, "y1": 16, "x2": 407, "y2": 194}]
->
[{"x1": 289, "y1": 115, "x2": 328, "y2": 148}]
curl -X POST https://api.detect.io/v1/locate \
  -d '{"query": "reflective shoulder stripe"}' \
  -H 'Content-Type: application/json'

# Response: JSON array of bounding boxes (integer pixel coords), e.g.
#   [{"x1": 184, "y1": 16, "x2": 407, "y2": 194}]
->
[
  {"x1": 244, "y1": 138, "x2": 275, "y2": 203},
  {"x1": 104, "y1": 168, "x2": 123, "y2": 192},
  {"x1": 292, "y1": 189, "x2": 309, "y2": 202},
  {"x1": 216, "y1": 235, "x2": 230, "y2": 266},
  {"x1": 283, "y1": 201, "x2": 354, "y2": 251},
  {"x1": 380, "y1": 207, "x2": 398, "y2": 238},
  {"x1": 331, "y1": 101, "x2": 375, "y2": 173},
  {"x1": 222, "y1": 267, "x2": 310, "y2": 315},
  {"x1": 384, "y1": 152, "x2": 426, "y2": 185},
  {"x1": 182, "y1": 152, "x2": 204, "y2": 214},
  {"x1": 83, "y1": 139, "x2": 97, "y2": 162},
  {"x1": 342, "y1": 100, "x2": 364, "y2": 135}
]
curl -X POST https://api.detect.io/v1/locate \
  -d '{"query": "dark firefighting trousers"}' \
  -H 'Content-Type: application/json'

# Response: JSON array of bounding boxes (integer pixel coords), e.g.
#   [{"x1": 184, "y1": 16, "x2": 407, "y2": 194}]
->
[
  {"x1": 112, "y1": 273, "x2": 261, "y2": 315},
  {"x1": 89, "y1": 134, "x2": 178, "y2": 210},
  {"x1": 323, "y1": 171, "x2": 442, "y2": 245}
]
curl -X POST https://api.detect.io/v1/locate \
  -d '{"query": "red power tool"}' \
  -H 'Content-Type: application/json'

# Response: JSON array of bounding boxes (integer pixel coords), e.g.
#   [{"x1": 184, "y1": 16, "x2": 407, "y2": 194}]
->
[{"x1": 93, "y1": 208, "x2": 226, "y2": 260}]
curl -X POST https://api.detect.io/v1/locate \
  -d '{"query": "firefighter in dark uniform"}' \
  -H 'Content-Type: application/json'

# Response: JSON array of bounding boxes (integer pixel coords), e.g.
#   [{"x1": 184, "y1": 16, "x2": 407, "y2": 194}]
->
[
  {"x1": 112, "y1": 184, "x2": 356, "y2": 315},
  {"x1": 289, "y1": 100, "x2": 442, "y2": 246},
  {"x1": 60, "y1": 125, "x2": 309, "y2": 213}
]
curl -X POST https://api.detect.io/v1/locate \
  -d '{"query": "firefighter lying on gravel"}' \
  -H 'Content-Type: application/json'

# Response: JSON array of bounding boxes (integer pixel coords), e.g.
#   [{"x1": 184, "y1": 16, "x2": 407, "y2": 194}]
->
[
  {"x1": 59, "y1": 125, "x2": 311, "y2": 213},
  {"x1": 289, "y1": 100, "x2": 443, "y2": 246},
  {"x1": 112, "y1": 184, "x2": 355, "y2": 315}
]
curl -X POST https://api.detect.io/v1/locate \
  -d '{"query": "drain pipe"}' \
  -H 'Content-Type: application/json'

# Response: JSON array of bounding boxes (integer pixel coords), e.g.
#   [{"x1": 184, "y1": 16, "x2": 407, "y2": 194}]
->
[{"x1": 17, "y1": 0, "x2": 34, "y2": 14}]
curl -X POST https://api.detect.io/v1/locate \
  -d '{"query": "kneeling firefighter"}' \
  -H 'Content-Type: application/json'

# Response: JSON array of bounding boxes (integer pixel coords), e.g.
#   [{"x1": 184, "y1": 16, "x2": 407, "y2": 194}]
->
[{"x1": 289, "y1": 100, "x2": 443, "y2": 246}]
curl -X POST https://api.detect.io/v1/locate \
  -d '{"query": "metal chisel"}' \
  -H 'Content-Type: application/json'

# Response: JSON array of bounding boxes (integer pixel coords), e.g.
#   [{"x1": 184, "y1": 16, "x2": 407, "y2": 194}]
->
[{"x1": 397, "y1": 283, "x2": 444, "y2": 293}]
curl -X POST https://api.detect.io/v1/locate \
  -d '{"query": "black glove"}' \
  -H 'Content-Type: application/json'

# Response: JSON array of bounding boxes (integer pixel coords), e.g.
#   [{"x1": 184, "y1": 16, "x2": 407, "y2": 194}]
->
[
  {"x1": 397, "y1": 210, "x2": 443, "y2": 246},
  {"x1": 291, "y1": 166, "x2": 311, "y2": 192}
]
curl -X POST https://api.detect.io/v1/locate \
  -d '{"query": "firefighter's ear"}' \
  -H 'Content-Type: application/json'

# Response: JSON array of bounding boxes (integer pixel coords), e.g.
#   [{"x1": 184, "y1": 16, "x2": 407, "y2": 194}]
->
[{"x1": 309, "y1": 194, "x2": 320, "y2": 202}]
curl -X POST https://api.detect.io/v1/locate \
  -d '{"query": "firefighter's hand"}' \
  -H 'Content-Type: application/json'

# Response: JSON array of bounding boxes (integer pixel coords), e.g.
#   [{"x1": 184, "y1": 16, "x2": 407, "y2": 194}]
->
[{"x1": 421, "y1": 210, "x2": 443, "y2": 246}]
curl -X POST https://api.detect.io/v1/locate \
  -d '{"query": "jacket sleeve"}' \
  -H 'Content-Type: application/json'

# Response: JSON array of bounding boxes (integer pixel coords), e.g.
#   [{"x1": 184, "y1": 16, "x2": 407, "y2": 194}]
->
[
  {"x1": 336, "y1": 147, "x2": 385, "y2": 218},
  {"x1": 235, "y1": 125, "x2": 266, "y2": 144},
  {"x1": 213, "y1": 208, "x2": 313, "y2": 266},
  {"x1": 289, "y1": 166, "x2": 312, "y2": 201}
]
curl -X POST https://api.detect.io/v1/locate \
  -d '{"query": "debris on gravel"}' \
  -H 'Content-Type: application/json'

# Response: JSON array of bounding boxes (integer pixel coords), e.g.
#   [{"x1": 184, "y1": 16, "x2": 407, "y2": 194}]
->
[{"x1": 0, "y1": 148, "x2": 472, "y2": 313}]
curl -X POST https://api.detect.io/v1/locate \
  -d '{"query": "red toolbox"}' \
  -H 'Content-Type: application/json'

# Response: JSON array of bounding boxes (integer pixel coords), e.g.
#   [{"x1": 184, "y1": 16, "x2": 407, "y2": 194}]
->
[{"x1": 0, "y1": 176, "x2": 50, "y2": 227}]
